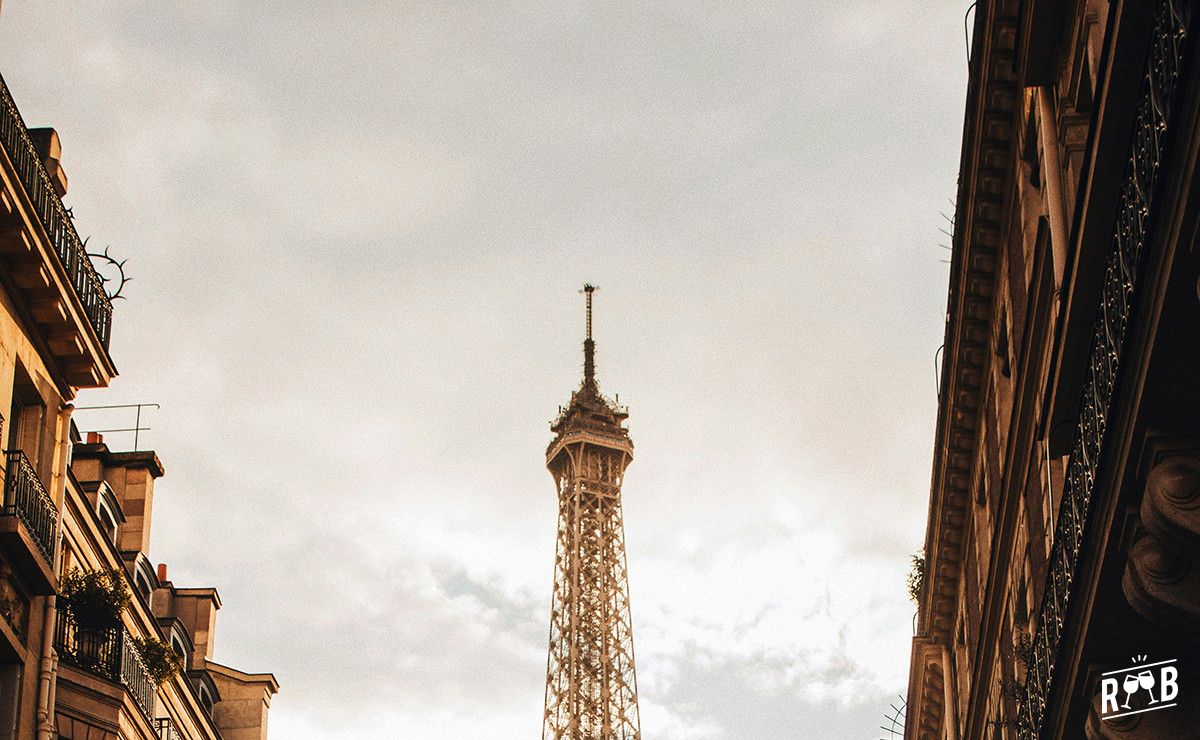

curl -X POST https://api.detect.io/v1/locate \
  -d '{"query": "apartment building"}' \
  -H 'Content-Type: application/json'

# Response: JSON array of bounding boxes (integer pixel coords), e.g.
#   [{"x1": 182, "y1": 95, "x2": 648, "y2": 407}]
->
[
  {"x1": 0, "y1": 48, "x2": 276, "y2": 740},
  {"x1": 906, "y1": 1, "x2": 1200, "y2": 737}
]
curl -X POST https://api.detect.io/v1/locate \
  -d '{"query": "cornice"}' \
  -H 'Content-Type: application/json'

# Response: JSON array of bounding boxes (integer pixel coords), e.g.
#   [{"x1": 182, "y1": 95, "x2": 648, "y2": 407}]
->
[{"x1": 919, "y1": 0, "x2": 1023, "y2": 648}]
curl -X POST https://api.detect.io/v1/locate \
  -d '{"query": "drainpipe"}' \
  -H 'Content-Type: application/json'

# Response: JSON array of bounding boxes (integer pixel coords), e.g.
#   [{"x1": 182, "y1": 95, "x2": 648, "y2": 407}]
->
[
  {"x1": 36, "y1": 403, "x2": 72, "y2": 740},
  {"x1": 1037, "y1": 87, "x2": 1068, "y2": 291},
  {"x1": 35, "y1": 598, "x2": 56, "y2": 740}
]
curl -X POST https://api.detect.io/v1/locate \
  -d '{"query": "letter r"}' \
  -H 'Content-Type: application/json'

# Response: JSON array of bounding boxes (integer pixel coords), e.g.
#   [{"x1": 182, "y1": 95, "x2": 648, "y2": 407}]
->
[{"x1": 1101, "y1": 677, "x2": 1119, "y2": 714}]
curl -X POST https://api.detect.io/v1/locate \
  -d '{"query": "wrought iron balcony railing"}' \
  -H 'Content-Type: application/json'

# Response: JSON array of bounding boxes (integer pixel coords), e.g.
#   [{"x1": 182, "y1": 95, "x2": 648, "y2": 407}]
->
[
  {"x1": 55, "y1": 613, "x2": 156, "y2": 720},
  {"x1": 2, "y1": 450, "x2": 58, "y2": 563},
  {"x1": 155, "y1": 717, "x2": 183, "y2": 740},
  {"x1": 1016, "y1": 0, "x2": 1193, "y2": 736},
  {"x1": 0, "y1": 72, "x2": 112, "y2": 348}
]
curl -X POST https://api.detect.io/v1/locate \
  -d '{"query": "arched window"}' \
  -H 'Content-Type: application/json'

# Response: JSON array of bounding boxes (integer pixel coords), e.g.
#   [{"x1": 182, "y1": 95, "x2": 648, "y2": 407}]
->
[
  {"x1": 169, "y1": 626, "x2": 190, "y2": 670},
  {"x1": 94, "y1": 484, "x2": 124, "y2": 548},
  {"x1": 97, "y1": 502, "x2": 118, "y2": 545},
  {"x1": 135, "y1": 573, "x2": 151, "y2": 601},
  {"x1": 199, "y1": 685, "x2": 213, "y2": 715}
]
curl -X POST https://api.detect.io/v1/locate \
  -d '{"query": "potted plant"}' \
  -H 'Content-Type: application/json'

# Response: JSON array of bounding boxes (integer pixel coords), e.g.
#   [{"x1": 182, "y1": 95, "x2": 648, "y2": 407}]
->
[
  {"x1": 60, "y1": 568, "x2": 130, "y2": 629},
  {"x1": 59, "y1": 568, "x2": 130, "y2": 674},
  {"x1": 134, "y1": 636, "x2": 185, "y2": 686}
]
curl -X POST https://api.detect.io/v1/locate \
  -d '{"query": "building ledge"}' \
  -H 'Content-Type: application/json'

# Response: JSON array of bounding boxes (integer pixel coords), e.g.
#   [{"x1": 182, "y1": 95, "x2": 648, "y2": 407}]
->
[
  {"x1": 173, "y1": 587, "x2": 222, "y2": 610},
  {"x1": 205, "y1": 661, "x2": 280, "y2": 698},
  {"x1": 0, "y1": 516, "x2": 55, "y2": 595},
  {"x1": 72, "y1": 443, "x2": 165, "y2": 479}
]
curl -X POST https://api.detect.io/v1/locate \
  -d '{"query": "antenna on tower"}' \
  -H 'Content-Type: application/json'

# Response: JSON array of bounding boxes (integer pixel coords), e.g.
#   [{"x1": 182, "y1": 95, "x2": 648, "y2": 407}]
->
[{"x1": 581, "y1": 284, "x2": 597, "y2": 384}]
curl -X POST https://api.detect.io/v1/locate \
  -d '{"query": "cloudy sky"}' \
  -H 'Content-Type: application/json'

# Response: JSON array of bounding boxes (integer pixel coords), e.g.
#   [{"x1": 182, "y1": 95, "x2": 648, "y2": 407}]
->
[{"x1": 1, "y1": 2, "x2": 967, "y2": 737}]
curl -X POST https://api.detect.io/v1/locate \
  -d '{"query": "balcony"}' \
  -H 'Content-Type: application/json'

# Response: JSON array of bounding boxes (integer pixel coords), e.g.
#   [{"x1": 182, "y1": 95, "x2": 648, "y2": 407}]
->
[
  {"x1": 0, "y1": 450, "x2": 57, "y2": 594},
  {"x1": 55, "y1": 613, "x2": 156, "y2": 721},
  {"x1": 155, "y1": 717, "x2": 183, "y2": 740},
  {"x1": 0, "y1": 72, "x2": 114, "y2": 388}
]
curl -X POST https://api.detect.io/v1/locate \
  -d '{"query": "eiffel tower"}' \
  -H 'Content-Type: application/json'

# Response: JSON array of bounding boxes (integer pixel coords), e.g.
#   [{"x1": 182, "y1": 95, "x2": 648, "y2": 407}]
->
[{"x1": 542, "y1": 285, "x2": 641, "y2": 739}]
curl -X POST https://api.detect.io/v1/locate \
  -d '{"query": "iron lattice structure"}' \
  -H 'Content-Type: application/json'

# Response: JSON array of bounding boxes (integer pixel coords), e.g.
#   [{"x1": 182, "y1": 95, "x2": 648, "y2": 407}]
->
[{"x1": 543, "y1": 285, "x2": 641, "y2": 739}]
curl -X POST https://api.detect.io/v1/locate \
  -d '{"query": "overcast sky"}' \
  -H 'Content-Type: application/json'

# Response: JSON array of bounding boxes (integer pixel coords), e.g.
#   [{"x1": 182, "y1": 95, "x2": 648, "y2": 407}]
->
[{"x1": 1, "y1": 2, "x2": 967, "y2": 737}]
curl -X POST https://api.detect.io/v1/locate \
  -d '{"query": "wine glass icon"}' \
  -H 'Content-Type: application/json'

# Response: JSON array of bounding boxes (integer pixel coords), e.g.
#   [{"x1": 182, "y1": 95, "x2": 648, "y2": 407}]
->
[
  {"x1": 1122, "y1": 673, "x2": 1141, "y2": 709},
  {"x1": 1139, "y1": 670, "x2": 1158, "y2": 704}
]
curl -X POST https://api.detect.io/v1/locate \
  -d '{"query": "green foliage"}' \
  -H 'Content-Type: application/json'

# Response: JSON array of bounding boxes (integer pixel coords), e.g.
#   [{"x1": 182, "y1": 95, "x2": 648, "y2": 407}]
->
[
  {"x1": 907, "y1": 551, "x2": 925, "y2": 604},
  {"x1": 134, "y1": 636, "x2": 185, "y2": 686},
  {"x1": 60, "y1": 568, "x2": 130, "y2": 629}
]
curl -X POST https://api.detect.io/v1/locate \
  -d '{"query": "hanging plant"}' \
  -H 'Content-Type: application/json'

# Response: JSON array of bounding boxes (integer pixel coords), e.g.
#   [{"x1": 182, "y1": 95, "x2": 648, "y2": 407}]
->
[
  {"x1": 134, "y1": 636, "x2": 185, "y2": 686},
  {"x1": 60, "y1": 568, "x2": 130, "y2": 629},
  {"x1": 907, "y1": 551, "x2": 925, "y2": 605}
]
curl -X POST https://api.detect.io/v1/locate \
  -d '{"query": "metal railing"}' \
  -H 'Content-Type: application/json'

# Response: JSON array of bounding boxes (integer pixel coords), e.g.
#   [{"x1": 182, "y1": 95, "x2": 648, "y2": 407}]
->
[
  {"x1": 0, "y1": 72, "x2": 112, "y2": 348},
  {"x1": 1016, "y1": 0, "x2": 1193, "y2": 736},
  {"x1": 55, "y1": 613, "x2": 156, "y2": 720},
  {"x1": 155, "y1": 717, "x2": 182, "y2": 740},
  {"x1": 2, "y1": 450, "x2": 58, "y2": 562}
]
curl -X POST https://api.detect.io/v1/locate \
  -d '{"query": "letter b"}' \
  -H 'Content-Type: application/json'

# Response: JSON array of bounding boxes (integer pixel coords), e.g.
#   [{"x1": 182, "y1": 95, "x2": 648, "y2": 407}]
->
[{"x1": 1160, "y1": 666, "x2": 1178, "y2": 703}]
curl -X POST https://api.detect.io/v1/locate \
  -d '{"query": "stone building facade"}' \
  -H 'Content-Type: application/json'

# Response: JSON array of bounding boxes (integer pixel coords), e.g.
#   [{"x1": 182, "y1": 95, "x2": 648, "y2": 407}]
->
[
  {"x1": 906, "y1": 0, "x2": 1200, "y2": 737},
  {"x1": 0, "y1": 32, "x2": 277, "y2": 740}
]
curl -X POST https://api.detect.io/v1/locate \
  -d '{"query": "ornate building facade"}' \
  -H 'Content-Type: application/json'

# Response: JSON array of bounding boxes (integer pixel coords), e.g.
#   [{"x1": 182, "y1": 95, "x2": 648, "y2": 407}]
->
[
  {"x1": 906, "y1": 0, "x2": 1200, "y2": 737},
  {"x1": 0, "y1": 32, "x2": 276, "y2": 740}
]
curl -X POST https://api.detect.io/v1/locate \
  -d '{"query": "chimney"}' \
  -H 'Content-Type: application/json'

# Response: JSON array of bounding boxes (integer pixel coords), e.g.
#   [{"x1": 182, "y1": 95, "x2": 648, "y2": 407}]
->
[
  {"x1": 86, "y1": 431, "x2": 103, "y2": 444},
  {"x1": 157, "y1": 563, "x2": 168, "y2": 582},
  {"x1": 28, "y1": 128, "x2": 68, "y2": 197},
  {"x1": 158, "y1": 588, "x2": 221, "y2": 667},
  {"x1": 70, "y1": 445, "x2": 165, "y2": 556}
]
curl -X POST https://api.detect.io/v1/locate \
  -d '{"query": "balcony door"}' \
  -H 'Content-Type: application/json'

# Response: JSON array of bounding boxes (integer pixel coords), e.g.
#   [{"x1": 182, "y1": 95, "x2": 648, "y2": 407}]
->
[{"x1": 7, "y1": 364, "x2": 44, "y2": 469}]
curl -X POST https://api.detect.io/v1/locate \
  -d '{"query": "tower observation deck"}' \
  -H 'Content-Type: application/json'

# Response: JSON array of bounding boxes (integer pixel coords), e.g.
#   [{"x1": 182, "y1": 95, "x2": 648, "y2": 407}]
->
[{"x1": 542, "y1": 285, "x2": 641, "y2": 739}]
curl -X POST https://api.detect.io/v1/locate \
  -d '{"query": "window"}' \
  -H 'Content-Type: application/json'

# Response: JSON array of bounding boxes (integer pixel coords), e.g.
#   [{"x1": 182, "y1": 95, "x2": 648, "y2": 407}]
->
[
  {"x1": 58, "y1": 543, "x2": 75, "y2": 580},
  {"x1": 94, "y1": 485, "x2": 124, "y2": 548},
  {"x1": 0, "y1": 663, "x2": 19, "y2": 740},
  {"x1": 170, "y1": 627, "x2": 190, "y2": 671},
  {"x1": 135, "y1": 573, "x2": 151, "y2": 601},
  {"x1": 96, "y1": 501, "x2": 119, "y2": 546},
  {"x1": 8, "y1": 363, "x2": 46, "y2": 468}
]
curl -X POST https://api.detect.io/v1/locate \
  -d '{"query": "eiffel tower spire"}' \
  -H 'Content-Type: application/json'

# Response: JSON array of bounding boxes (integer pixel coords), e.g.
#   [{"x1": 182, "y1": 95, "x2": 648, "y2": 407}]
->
[{"x1": 582, "y1": 283, "x2": 596, "y2": 386}]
